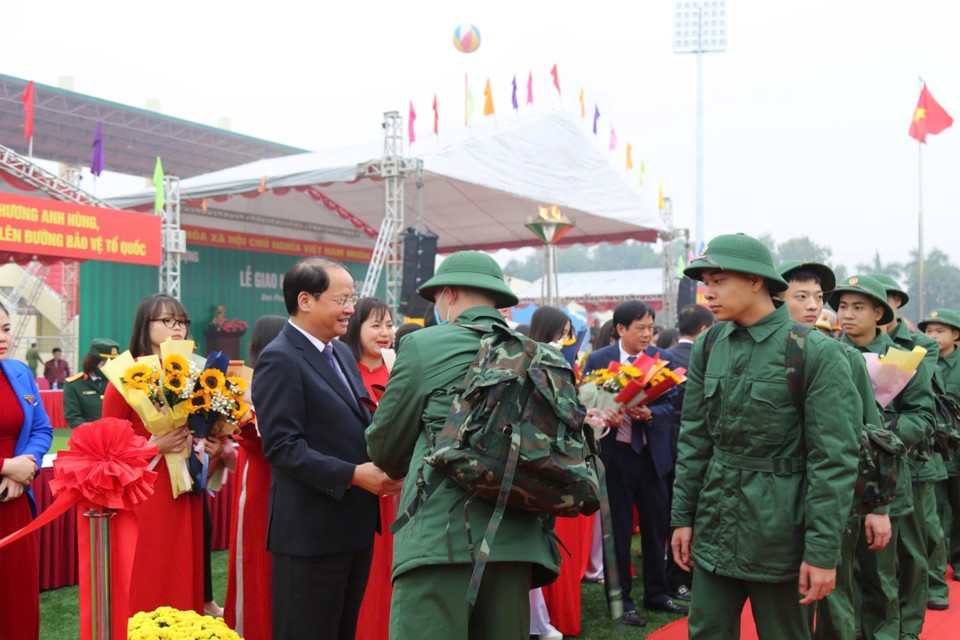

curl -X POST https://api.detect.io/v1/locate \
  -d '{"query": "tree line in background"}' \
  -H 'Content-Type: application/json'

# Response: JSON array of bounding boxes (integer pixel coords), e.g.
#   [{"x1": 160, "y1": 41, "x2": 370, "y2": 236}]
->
[{"x1": 502, "y1": 236, "x2": 960, "y2": 323}]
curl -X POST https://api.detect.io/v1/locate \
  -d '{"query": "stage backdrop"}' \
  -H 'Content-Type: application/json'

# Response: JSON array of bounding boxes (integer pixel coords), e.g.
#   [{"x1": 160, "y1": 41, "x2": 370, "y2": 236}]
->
[{"x1": 79, "y1": 227, "x2": 375, "y2": 363}]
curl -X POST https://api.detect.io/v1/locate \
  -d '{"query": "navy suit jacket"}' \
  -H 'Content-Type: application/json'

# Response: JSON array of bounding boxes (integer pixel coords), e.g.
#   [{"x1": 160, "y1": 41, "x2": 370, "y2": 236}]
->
[
  {"x1": 1, "y1": 359, "x2": 53, "y2": 516},
  {"x1": 253, "y1": 322, "x2": 378, "y2": 557},
  {"x1": 584, "y1": 342, "x2": 676, "y2": 479},
  {"x1": 663, "y1": 341, "x2": 693, "y2": 462}
]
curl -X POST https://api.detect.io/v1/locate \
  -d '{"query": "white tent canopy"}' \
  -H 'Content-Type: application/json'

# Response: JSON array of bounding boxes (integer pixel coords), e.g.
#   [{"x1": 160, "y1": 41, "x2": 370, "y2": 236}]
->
[
  {"x1": 109, "y1": 112, "x2": 664, "y2": 252},
  {"x1": 517, "y1": 268, "x2": 664, "y2": 302}
]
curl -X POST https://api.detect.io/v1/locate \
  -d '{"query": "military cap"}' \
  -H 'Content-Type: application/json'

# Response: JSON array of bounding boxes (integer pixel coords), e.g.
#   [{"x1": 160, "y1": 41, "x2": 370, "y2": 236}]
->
[
  {"x1": 918, "y1": 309, "x2": 960, "y2": 333},
  {"x1": 88, "y1": 338, "x2": 120, "y2": 360},
  {"x1": 869, "y1": 273, "x2": 909, "y2": 308},
  {"x1": 683, "y1": 233, "x2": 788, "y2": 293},
  {"x1": 417, "y1": 250, "x2": 519, "y2": 308},
  {"x1": 827, "y1": 275, "x2": 895, "y2": 325},
  {"x1": 778, "y1": 260, "x2": 837, "y2": 295},
  {"x1": 816, "y1": 308, "x2": 839, "y2": 332}
]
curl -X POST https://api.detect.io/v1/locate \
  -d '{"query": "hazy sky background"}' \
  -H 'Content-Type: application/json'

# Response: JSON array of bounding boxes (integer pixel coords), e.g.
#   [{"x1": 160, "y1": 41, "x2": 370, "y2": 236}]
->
[{"x1": 2, "y1": 0, "x2": 957, "y2": 275}]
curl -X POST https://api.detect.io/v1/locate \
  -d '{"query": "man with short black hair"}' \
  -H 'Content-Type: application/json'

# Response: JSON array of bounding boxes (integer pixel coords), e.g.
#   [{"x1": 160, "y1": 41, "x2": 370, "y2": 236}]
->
[
  {"x1": 832, "y1": 275, "x2": 936, "y2": 640},
  {"x1": 254, "y1": 257, "x2": 403, "y2": 640},
  {"x1": 43, "y1": 347, "x2": 70, "y2": 389},
  {"x1": 672, "y1": 234, "x2": 861, "y2": 638},
  {"x1": 586, "y1": 300, "x2": 685, "y2": 626}
]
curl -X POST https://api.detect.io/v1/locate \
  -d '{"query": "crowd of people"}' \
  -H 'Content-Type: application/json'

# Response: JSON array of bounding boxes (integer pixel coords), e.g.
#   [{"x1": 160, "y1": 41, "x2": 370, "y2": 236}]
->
[{"x1": 0, "y1": 233, "x2": 957, "y2": 639}]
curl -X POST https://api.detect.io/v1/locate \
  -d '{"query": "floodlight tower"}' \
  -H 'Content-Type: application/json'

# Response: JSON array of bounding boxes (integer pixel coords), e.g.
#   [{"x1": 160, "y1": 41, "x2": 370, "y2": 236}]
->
[{"x1": 673, "y1": 0, "x2": 726, "y2": 251}]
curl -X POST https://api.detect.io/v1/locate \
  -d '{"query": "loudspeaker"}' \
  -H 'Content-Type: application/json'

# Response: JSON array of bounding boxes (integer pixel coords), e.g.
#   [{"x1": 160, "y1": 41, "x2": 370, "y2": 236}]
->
[
  {"x1": 399, "y1": 228, "x2": 438, "y2": 319},
  {"x1": 677, "y1": 277, "x2": 697, "y2": 311}
]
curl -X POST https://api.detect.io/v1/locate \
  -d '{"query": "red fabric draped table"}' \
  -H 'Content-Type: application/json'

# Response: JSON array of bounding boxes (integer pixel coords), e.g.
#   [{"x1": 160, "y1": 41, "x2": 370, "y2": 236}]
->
[
  {"x1": 39, "y1": 390, "x2": 67, "y2": 429},
  {"x1": 541, "y1": 513, "x2": 594, "y2": 636},
  {"x1": 35, "y1": 463, "x2": 235, "y2": 591}
]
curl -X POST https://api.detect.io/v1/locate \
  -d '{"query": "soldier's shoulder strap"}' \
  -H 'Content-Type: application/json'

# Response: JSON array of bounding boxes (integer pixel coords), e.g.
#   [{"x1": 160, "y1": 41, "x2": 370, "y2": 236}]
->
[{"x1": 65, "y1": 372, "x2": 84, "y2": 383}]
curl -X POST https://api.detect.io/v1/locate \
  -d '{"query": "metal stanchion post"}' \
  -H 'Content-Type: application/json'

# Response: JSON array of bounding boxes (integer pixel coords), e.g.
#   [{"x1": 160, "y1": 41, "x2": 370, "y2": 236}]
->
[{"x1": 85, "y1": 508, "x2": 115, "y2": 640}]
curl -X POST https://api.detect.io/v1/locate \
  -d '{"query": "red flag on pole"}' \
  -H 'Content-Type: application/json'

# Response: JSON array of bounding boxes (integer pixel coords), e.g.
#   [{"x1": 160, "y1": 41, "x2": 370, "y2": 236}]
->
[
  {"x1": 432, "y1": 94, "x2": 438, "y2": 135},
  {"x1": 550, "y1": 64, "x2": 561, "y2": 95},
  {"x1": 22, "y1": 80, "x2": 35, "y2": 139},
  {"x1": 408, "y1": 101, "x2": 416, "y2": 144},
  {"x1": 909, "y1": 85, "x2": 953, "y2": 143}
]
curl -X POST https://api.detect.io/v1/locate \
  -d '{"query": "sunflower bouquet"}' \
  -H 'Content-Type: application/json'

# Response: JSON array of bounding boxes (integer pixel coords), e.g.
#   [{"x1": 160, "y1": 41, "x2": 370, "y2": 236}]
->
[
  {"x1": 102, "y1": 339, "x2": 208, "y2": 498},
  {"x1": 579, "y1": 352, "x2": 683, "y2": 410}
]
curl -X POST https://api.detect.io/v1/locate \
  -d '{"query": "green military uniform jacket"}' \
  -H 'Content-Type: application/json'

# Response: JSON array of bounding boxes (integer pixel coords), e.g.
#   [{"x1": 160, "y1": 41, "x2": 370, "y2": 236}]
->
[
  {"x1": 25, "y1": 348, "x2": 42, "y2": 376},
  {"x1": 63, "y1": 372, "x2": 108, "y2": 429},
  {"x1": 841, "y1": 331, "x2": 936, "y2": 517},
  {"x1": 889, "y1": 320, "x2": 944, "y2": 482},
  {"x1": 840, "y1": 342, "x2": 889, "y2": 515},
  {"x1": 672, "y1": 305, "x2": 861, "y2": 581},
  {"x1": 366, "y1": 306, "x2": 560, "y2": 587},
  {"x1": 936, "y1": 347, "x2": 960, "y2": 477}
]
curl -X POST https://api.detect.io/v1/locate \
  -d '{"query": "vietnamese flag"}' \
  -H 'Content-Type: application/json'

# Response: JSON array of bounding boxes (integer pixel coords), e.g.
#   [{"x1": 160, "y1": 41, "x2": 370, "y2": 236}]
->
[
  {"x1": 909, "y1": 85, "x2": 953, "y2": 143},
  {"x1": 22, "y1": 80, "x2": 35, "y2": 139}
]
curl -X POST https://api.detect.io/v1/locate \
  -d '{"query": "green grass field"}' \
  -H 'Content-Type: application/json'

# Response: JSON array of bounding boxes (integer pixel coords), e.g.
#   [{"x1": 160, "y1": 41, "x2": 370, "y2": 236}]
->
[{"x1": 39, "y1": 538, "x2": 682, "y2": 639}]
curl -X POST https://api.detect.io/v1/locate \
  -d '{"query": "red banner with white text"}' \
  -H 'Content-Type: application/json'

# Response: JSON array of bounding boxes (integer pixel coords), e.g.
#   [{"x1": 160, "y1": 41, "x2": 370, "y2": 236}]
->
[{"x1": 0, "y1": 191, "x2": 161, "y2": 265}]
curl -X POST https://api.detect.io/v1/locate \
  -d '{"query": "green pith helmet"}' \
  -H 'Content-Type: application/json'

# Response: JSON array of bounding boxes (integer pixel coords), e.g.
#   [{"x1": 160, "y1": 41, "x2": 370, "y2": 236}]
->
[
  {"x1": 778, "y1": 260, "x2": 837, "y2": 295},
  {"x1": 827, "y1": 275, "x2": 895, "y2": 326},
  {"x1": 869, "y1": 273, "x2": 909, "y2": 308},
  {"x1": 417, "y1": 250, "x2": 519, "y2": 308},
  {"x1": 88, "y1": 338, "x2": 120, "y2": 360},
  {"x1": 683, "y1": 233, "x2": 788, "y2": 293},
  {"x1": 918, "y1": 308, "x2": 960, "y2": 333}
]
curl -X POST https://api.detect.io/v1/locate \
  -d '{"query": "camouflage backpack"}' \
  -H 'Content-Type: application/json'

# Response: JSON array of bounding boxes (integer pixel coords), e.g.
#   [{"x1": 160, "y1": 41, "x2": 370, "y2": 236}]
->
[
  {"x1": 392, "y1": 322, "x2": 604, "y2": 606},
  {"x1": 702, "y1": 322, "x2": 903, "y2": 515},
  {"x1": 931, "y1": 377, "x2": 960, "y2": 460}
]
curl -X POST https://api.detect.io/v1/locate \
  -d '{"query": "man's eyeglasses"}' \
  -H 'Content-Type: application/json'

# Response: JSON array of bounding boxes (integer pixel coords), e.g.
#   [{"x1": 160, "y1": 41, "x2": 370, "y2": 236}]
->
[
  {"x1": 314, "y1": 293, "x2": 359, "y2": 309},
  {"x1": 152, "y1": 317, "x2": 191, "y2": 329}
]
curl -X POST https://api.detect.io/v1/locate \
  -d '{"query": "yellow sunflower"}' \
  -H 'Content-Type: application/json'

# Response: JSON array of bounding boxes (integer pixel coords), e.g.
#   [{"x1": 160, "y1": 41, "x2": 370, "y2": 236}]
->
[
  {"x1": 164, "y1": 373, "x2": 187, "y2": 395},
  {"x1": 163, "y1": 353, "x2": 190, "y2": 375},
  {"x1": 232, "y1": 399, "x2": 251, "y2": 421},
  {"x1": 198, "y1": 369, "x2": 226, "y2": 393},
  {"x1": 225, "y1": 376, "x2": 247, "y2": 395},
  {"x1": 124, "y1": 363, "x2": 157, "y2": 391},
  {"x1": 187, "y1": 391, "x2": 211, "y2": 414}
]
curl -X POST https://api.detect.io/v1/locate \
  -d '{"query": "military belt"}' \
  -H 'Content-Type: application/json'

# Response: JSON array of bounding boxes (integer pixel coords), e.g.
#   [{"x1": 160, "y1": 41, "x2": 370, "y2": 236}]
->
[{"x1": 713, "y1": 448, "x2": 805, "y2": 476}]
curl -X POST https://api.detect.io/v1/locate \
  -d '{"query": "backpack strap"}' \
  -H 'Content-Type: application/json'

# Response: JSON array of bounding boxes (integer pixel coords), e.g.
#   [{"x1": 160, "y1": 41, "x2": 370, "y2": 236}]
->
[
  {"x1": 785, "y1": 324, "x2": 812, "y2": 417},
  {"x1": 700, "y1": 323, "x2": 724, "y2": 369}
]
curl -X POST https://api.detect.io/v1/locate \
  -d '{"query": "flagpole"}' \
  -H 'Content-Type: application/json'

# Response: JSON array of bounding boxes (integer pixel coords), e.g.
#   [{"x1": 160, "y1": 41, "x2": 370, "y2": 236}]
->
[{"x1": 918, "y1": 76, "x2": 926, "y2": 318}]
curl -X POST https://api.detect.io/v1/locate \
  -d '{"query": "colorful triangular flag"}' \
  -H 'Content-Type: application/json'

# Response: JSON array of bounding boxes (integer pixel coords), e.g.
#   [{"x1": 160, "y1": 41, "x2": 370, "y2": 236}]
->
[
  {"x1": 626, "y1": 143, "x2": 633, "y2": 170},
  {"x1": 526, "y1": 71, "x2": 533, "y2": 105},
  {"x1": 153, "y1": 157, "x2": 165, "y2": 211},
  {"x1": 609, "y1": 126, "x2": 617, "y2": 151},
  {"x1": 408, "y1": 101, "x2": 417, "y2": 143},
  {"x1": 592, "y1": 105, "x2": 600, "y2": 134},
  {"x1": 90, "y1": 122, "x2": 105, "y2": 176},
  {"x1": 483, "y1": 79, "x2": 495, "y2": 116},
  {"x1": 550, "y1": 64, "x2": 561, "y2": 95},
  {"x1": 579, "y1": 88, "x2": 585, "y2": 119},
  {"x1": 658, "y1": 183, "x2": 664, "y2": 211},
  {"x1": 21, "y1": 80, "x2": 34, "y2": 140},
  {"x1": 639, "y1": 161, "x2": 645, "y2": 187},
  {"x1": 432, "y1": 94, "x2": 438, "y2": 135}
]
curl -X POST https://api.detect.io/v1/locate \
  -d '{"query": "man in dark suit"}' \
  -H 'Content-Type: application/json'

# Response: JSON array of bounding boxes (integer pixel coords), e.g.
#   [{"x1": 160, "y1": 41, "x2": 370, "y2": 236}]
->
[
  {"x1": 584, "y1": 300, "x2": 686, "y2": 626},
  {"x1": 253, "y1": 257, "x2": 403, "y2": 640},
  {"x1": 661, "y1": 303, "x2": 715, "y2": 602}
]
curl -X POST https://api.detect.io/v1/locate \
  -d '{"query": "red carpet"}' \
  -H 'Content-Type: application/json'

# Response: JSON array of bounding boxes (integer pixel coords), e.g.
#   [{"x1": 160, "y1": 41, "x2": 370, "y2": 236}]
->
[{"x1": 647, "y1": 568, "x2": 959, "y2": 640}]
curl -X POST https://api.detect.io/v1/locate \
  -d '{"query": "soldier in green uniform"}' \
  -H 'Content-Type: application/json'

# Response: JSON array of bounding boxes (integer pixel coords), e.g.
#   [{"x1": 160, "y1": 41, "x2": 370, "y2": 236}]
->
[
  {"x1": 671, "y1": 234, "x2": 861, "y2": 639},
  {"x1": 63, "y1": 338, "x2": 120, "y2": 429},
  {"x1": 775, "y1": 262, "x2": 890, "y2": 640},
  {"x1": 25, "y1": 342, "x2": 42, "y2": 376},
  {"x1": 919, "y1": 308, "x2": 960, "y2": 601},
  {"x1": 870, "y1": 273, "x2": 946, "y2": 626},
  {"x1": 831, "y1": 275, "x2": 936, "y2": 640},
  {"x1": 365, "y1": 251, "x2": 560, "y2": 640}
]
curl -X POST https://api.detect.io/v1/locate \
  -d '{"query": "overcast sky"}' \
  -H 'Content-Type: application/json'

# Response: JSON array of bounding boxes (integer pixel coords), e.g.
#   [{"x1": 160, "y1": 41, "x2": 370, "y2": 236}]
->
[{"x1": 2, "y1": 0, "x2": 957, "y2": 275}]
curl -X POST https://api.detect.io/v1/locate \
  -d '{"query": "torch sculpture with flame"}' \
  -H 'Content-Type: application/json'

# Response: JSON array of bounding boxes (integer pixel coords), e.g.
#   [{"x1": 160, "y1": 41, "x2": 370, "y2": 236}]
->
[{"x1": 525, "y1": 205, "x2": 575, "y2": 307}]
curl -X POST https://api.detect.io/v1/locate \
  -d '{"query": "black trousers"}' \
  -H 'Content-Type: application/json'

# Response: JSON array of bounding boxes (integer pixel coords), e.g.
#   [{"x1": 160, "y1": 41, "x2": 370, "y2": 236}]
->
[
  {"x1": 603, "y1": 442, "x2": 670, "y2": 610},
  {"x1": 272, "y1": 546, "x2": 374, "y2": 640}
]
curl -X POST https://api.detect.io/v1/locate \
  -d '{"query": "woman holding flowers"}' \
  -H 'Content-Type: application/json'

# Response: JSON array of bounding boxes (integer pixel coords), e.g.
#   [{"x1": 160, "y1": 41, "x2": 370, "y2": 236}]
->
[
  {"x1": 344, "y1": 297, "x2": 396, "y2": 640},
  {"x1": 0, "y1": 300, "x2": 52, "y2": 639},
  {"x1": 102, "y1": 294, "x2": 208, "y2": 617}
]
